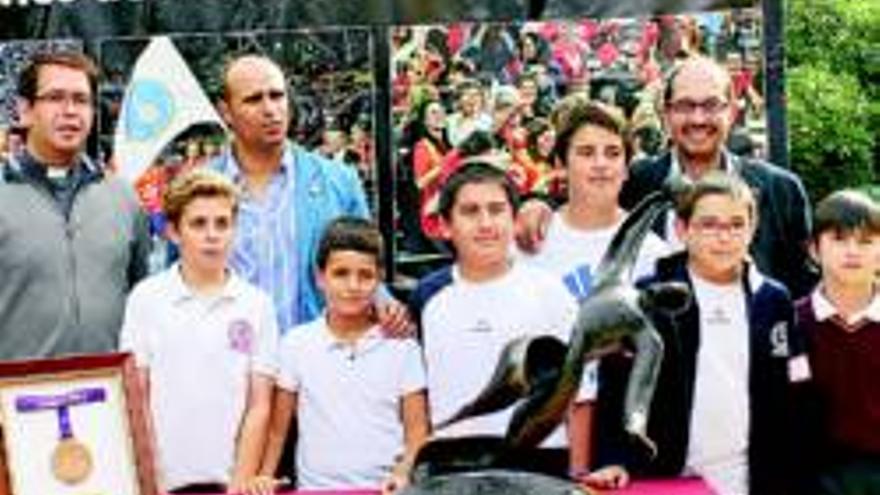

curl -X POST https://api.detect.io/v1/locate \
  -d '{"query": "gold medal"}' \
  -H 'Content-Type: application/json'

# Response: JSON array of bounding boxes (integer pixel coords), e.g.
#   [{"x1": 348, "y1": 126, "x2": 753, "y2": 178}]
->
[
  {"x1": 51, "y1": 437, "x2": 92, "y2": 484},
  {"x1": 15, "y1": 387, "x2": 105, "y2": 485}
]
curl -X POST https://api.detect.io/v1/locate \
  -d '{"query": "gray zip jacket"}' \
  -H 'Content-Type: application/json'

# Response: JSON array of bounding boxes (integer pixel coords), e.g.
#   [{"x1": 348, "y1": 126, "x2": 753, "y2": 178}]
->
[{"x1": 0, "y1": 154, "x2": 150, "y2": 359}]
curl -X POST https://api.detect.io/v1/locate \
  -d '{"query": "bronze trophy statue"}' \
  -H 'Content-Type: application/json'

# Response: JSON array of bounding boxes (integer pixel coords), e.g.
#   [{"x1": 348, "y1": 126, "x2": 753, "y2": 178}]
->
[{"x1": 402, "y1": 184, "x2": 691, "y2": 495}]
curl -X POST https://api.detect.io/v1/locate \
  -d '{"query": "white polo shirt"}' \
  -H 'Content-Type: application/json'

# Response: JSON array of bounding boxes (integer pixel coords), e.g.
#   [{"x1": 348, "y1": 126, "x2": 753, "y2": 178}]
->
[
  {"x1": 421, "y1": 262, "x2": 581, "y2": 446},
  {"x1": 278, "y1": 318, "x2": 426, "y2": 490},
  {"x1": 120, "y1": 265, "x2": 279, "y2": 491}
]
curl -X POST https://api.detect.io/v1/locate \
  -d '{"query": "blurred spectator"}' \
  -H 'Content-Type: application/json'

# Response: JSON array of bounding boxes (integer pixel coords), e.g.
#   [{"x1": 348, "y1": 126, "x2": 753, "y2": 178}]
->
[
  {"x1": 410, "y1": 98, "x2": 451, "y2": 240},
  {"x1": 726, "y1": 52, "x2": 764, "y2": 126},
  {"x1": 524, "y1": 117, "x2": 565, "y2": 200},
  {"x1": 516, "y1": 70, "x2": 551, "y2": 121},
  {"x1": 446, "y1": 79, "x2": 492, "y2": 147},
  {"x1": 318, "y1": 125, "x2": 349, "y2": 162},
  {"x1": 0, "y1": 126, "x2": 8, "y2": 163}
]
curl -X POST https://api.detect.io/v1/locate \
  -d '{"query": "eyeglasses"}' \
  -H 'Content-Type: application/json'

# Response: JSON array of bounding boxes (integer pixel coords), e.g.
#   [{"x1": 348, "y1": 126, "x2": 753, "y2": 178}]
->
[
  {"x1": 34, "y1": 90, "x2": 93, "y2": 108},
  {"x1": 667, "y1": 98, "x2": 728, "y2": 116},
  {"x1": 691, "y1": 217, "x2": 749, "y2": 238}
]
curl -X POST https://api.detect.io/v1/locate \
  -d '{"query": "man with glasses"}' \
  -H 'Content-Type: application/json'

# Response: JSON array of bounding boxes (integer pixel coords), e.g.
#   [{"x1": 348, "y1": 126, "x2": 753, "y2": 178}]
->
[
  {"x1": 0, "y1": 51, "x2": 150, "y2": 359},
  {"x1": 619, "y1": 55, "x2": 815, "y2": 297}
]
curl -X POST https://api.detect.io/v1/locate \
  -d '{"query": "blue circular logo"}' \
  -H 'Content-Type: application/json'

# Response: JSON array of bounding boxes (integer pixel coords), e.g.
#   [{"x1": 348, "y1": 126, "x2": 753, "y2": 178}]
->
[{"x1": 123, "y1": 79, "x2": 175, "y2": 142}]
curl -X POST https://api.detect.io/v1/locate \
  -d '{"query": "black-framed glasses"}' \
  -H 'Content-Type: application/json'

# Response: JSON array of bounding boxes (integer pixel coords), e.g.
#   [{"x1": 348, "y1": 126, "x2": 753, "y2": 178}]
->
[
  {"x1": 34, "y1": 90, "x2": 93, "y2": 108},
  {"x1": 667, "y1": 97, "x2": 728, "y2": 116},
  {"x1": 691, "y1": 217, "x2": 749, "y2": 238}
]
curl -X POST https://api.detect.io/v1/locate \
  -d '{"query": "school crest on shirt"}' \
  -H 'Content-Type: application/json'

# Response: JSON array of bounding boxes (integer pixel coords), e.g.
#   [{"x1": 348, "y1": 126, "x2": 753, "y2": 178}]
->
[
  {"x1": 227, "y1": 319, "x2": 254, "y2": 354},
  {"x1": 769, "y1": 321, "x2": 789, "y2": 357}
]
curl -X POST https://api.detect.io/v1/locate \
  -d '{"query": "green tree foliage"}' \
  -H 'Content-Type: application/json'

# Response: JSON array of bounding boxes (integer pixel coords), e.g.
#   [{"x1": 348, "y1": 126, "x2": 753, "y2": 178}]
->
[
  {"x1": 788, "y1": 65, "x2": 875, "y2": 203},
  {"x1": 786, "y1": 0, "x2": 879, "y2": 202}
]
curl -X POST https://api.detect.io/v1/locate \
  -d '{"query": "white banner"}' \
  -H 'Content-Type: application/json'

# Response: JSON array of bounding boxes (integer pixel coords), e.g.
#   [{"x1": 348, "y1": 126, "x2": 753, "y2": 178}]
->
[{"x1": 113, "y1": 35, "x2": 224, "y2": 182}]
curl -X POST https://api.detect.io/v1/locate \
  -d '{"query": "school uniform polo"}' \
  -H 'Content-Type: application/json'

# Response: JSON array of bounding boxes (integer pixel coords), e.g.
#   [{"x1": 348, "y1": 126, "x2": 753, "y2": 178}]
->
[
  {"x1": 277, "y1": 318, "x2": 426, "y2": 490},
  {"x1": 798, "y1": 289, "x2": 880, "y2": 456},
  {"x1": 120, "y1": 265, "x2": 279, "y2": 490}
]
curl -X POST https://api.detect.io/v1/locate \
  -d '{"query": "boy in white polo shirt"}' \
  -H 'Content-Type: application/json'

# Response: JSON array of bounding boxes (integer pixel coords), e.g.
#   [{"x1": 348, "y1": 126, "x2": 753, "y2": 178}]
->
[
  {"x1": 254, "y1": 217, "x2": 429, "y2": 494},
  {"x1": 409, "y1": 160, "x2": 591, "y2": 480},
  {"x1": 120, "y1": 168, "x2": 278, "y2": 493}
]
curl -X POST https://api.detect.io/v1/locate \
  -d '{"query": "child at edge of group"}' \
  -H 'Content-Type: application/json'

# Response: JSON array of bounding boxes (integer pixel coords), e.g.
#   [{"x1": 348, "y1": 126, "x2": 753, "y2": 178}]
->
[
  {"x1": 249, "y1": 216, "x2": 430, "y2": 495},
  {"x1": 408, "y1": 159, "x2": 622, "y2": 490},
  {"x1": 119, "y1": 168, "x2": 278, "y2": 493},
  {"x1": 796, "y1": 189, "x2": 880, "y2": 494},
  {"x1": 594, "y1": 171, "x2": 812, "y2": 495}
]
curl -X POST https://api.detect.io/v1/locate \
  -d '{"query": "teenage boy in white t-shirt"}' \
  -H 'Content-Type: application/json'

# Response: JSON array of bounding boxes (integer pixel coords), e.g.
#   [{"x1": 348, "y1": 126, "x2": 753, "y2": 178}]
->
[
  {"x1": 518, "y1": 98, "x2": 668, "y2": 299},
  {"x1": 120, "y1": 168, "x2": 278, "y2": 493},
  {"x1": 409, "y1": 160, "x2": 592, "y2": 481},
  {"x1": 252, "y1": 217, "x2": 429, "y2": 494},
  {"x1": 517, "y1": 98, "x2": 669, "y2": 476}
]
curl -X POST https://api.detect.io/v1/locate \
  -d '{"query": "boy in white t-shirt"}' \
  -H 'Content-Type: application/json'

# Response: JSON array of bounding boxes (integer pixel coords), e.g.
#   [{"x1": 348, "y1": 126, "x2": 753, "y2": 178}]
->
[
  {"x1": 518, "y1": 97, "x2": 668, "y2": 299},
  {"x1": 517, "y1": 98, "x2": 669, "y2": 479},
  {"x1": 252, "y1": 217, "x2": 429, "y2": 494},
  {"x1": 120, "y1": 168, "x2": 278, "y2": 493},
  {"x1": 409, "y1": 160, "x2": 592, "y2": 480}
]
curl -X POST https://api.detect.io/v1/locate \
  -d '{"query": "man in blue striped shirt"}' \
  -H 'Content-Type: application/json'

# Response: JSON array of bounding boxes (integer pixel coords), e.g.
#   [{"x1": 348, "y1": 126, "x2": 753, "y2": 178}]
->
[{"x1": 213, "y1": 54, "x2": 406, "y2": 334}]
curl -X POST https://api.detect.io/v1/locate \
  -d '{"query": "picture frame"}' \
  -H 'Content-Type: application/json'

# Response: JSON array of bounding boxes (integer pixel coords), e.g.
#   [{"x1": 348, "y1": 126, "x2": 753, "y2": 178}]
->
[{"x1": 0, "y1": 353, "x2": 157, "y2": 495}]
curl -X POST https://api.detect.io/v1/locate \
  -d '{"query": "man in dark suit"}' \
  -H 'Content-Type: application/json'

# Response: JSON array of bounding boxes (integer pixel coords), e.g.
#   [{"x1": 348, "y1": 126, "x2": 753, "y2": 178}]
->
[
  {"x1": 618, "y1": 55, "x2": 815, "y2": 298},
  {"x1": 516, "y1": 55, "x2": 815, "y2": 298}
]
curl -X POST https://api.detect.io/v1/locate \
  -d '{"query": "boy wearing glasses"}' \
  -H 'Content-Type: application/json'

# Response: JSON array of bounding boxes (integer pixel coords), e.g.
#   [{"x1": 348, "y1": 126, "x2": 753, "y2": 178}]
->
[{"x1": 595, "y1": 172, "x2": 809, "y2": 495}]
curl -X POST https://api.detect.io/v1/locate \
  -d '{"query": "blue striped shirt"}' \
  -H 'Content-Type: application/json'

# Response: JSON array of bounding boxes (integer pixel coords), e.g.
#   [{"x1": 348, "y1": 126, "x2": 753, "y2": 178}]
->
[{"x1": 213, "y1": 145, "x2": 299, "y2": 332}]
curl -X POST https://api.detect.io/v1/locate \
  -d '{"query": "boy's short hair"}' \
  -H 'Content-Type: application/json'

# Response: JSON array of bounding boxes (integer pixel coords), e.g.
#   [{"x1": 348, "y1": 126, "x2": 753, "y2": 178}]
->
[
  {"x1": 551, "y1": 97, "x2": 631, "y2": 165},
  {"x1": 675, "y1": 171, "x2": 757, "y2": 222},
  {"x1": 813, "y1": 189, "x2": 880, "y2": 239},
  {"x1": 163, "y1": 168, "x2": 240, "y2": 227},
  {"x1": 316, "y1": 216, "x2": 384, "y2": 270},
  {"x1": 437, "y1": 159, "x2": 520, "y2": 221}
]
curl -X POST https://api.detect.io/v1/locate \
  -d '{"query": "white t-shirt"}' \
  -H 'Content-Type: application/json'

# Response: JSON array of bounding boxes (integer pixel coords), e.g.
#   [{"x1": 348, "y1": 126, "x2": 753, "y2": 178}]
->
[
  {"x1": 446, "y1": 112, "x2": 493, "y2": 147},
  {"x1": 517, "y1": 212, "x2": 671, "y2": 398},
  {"x1": 277, "y1": 318, "x2": 426, "y2": 490},
  {"x1": 421, "y1": 262, "x2": 580, "y2": 446},
  {"x1": 685, "y1": 271, "x2": 750, "y2": 495},
  {"x1": 518, "y1": 211, "x2": 670, "y2": 302},
  {"x1": 119, "y1": 266, "x2": 279, "y2": 491}
]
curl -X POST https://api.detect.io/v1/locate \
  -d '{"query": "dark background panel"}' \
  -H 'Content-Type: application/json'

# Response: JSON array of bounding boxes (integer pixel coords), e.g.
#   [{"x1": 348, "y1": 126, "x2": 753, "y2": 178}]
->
[{"x1": 0, "y1": 0, "x2": 760, "y2": 39}]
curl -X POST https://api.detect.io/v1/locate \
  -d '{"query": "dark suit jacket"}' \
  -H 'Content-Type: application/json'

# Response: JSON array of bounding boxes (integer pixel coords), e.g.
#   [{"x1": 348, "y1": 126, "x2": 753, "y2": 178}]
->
[{"x1": 619, "y1": 151, "x2": 818, "y2": 299}]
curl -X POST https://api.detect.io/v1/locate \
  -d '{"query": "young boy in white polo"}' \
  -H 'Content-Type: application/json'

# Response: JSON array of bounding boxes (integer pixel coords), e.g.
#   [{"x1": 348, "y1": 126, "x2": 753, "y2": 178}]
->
[
  {"x1": 119, "y1": 168, "x2": 277, "y2": 493},
  {"x1": 254, "y1": 217, "x2": 429, "y2": 493}
]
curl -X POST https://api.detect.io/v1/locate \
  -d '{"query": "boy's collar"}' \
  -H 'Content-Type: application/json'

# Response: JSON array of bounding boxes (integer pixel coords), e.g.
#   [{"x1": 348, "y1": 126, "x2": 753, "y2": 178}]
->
[
  {"x1": 318, "y1": 317, "x2": 382, "y2": 351},
  {"x1": 811, "y1": 285, "x2": 880, "y2": 325},
  {"x1": 682, "y1": 256, "x2": 763, "y2": 289},
  {"x1": 168, "y1": 263, "x2": 240, "y2": 303},
  {"x1": 452, "y1": 258, "x2": 514, "y2": 285}
]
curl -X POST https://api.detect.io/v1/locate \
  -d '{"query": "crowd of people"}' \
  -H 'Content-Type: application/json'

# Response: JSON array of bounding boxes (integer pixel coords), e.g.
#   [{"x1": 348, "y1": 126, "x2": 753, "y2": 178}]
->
[
  {"x1": 391, "y1": 13, "x2": 767, "y2": 256},
  {"x1": 0, "y1": 24, "x2": 877, "y2": 495}
]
